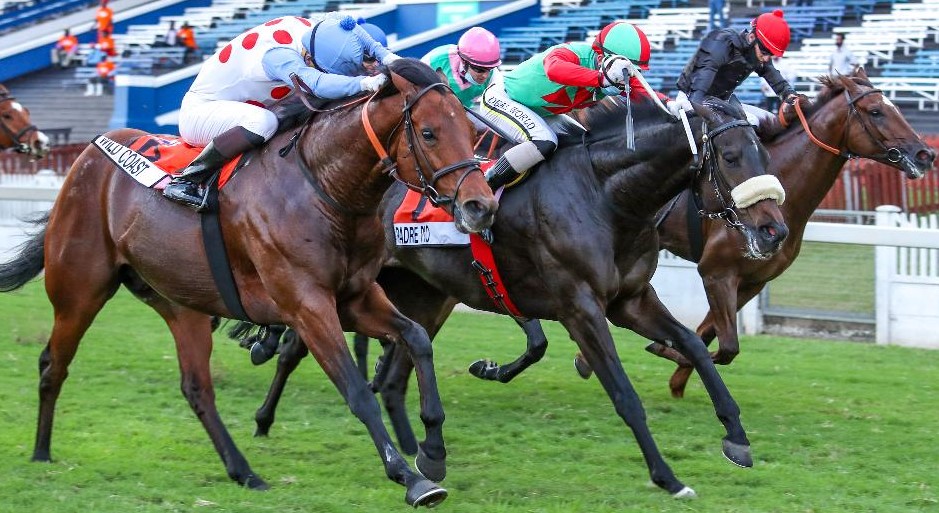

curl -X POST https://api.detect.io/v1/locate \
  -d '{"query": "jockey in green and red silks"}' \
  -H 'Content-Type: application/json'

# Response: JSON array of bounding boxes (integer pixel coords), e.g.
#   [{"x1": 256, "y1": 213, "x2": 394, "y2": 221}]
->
[{"x1": 479, "y1": 22, "x2": 670, "y2": 190}]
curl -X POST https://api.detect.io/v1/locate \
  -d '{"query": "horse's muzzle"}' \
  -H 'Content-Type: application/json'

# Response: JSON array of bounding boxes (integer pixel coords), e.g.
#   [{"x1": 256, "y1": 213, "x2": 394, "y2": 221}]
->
[{"x1": 453, "y1": 197, "x2": 497, "y2": 234}]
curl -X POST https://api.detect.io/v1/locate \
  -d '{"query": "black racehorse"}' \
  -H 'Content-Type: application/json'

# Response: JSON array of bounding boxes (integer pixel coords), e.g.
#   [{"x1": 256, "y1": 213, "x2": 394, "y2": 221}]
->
[{"x1": 233, "y1": 95, "x2": 790, "y2": 497}]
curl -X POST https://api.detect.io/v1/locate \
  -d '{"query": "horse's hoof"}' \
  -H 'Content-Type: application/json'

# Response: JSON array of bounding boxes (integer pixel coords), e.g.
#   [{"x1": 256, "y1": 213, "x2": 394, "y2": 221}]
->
[
  {"x1": 573, "y1": 354, "x2": 593, "y2": 380},
  {"x1": 722, "y1": 439, "x2": 753, "y2": 468},
  {"x1": 468, "y1": 359, "x2": 497, "y2": 381},
  {"x1": 249, "y1": 342, "x2": 276, "y2": 366},
  {"x1": 416, "y1": 447, "x2": 447, "y2": 482},
  {"x1": 242, "y1": 474, "x2": 270, "y2": 490},
  {"x1": 672, "y1": 486, "x2": 697, "y2": 499},
  {"x1": 406, "y1": 479, "x2": 448, "y2": 508}
]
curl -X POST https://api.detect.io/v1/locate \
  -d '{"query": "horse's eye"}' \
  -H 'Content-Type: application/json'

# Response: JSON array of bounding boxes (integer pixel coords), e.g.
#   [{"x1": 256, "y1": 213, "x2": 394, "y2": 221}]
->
[
  {"x1": 870, "y1": 108, "x2": 882, "y2": 117},
  {"x1": 421, "y1": 128, "x2": 435, "y2": 141},
  {"x1": 722, "y1": 152, "x2": 738, "y2": 165}
]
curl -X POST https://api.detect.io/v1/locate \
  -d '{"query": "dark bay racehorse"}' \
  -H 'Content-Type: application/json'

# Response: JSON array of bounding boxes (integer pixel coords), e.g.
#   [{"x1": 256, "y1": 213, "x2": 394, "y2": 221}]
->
[
  {"x1": 244, "y1": 96, "x2": 789, "y2": 497},
  {"x1": 0, "y1": 59, "x2": 497, "y2": 507},
  {"x1": 650, "y1": 69, "x2": 936, "y2": 397},
  {"x1": 0, "y1": 83, "x2": 49, "y2": 157}
]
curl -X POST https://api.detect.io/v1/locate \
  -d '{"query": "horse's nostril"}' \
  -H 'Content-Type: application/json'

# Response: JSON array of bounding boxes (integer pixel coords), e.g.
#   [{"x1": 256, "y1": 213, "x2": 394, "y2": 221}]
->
[{"x1": 918, "y1": 149, "x2": 937, "y2": 164}]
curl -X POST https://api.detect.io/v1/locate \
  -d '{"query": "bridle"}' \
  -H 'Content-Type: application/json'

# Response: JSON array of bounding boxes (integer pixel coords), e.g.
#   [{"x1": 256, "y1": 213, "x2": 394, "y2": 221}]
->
[
  {"x1": 360, "y1": 82, "x2": 481, "y2": 208},
  {"x1": 790, "y1": 88, "x2": 904, "y2": 164},
  {"x1": 0, "y1": 90, "x2": 39, "y2": 153},
  {"x1": 691, "y1": 118, "x2": 753, "y2": 230}
]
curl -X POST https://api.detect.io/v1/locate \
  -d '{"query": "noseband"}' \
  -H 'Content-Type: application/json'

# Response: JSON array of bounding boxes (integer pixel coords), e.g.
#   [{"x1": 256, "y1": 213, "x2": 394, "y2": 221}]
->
[
  {"x1": 691, "y1": 119, "x2": 752, "y2": 230},
  {"x1": 793, "y1": 88, "x2": 904, "y2": 164},
  {"x1": 362, "y1": 82, "x2": 481, "y2": 208},
  {"x1": 0, "y1": 92, "x2": 39, "y2": 153}
]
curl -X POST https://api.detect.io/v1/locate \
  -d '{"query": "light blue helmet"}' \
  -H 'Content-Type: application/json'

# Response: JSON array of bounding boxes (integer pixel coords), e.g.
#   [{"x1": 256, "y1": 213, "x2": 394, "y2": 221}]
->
[{"x1": 357, "y1": 17, "x2": 387, "y2": 47}]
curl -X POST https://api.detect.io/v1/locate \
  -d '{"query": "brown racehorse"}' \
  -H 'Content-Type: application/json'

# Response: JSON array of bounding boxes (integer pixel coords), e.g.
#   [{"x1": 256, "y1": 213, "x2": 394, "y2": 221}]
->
[
  {"x1": 646, "y1": 69, "x2": 936, "y2": 397},
  {"x1": 0, "y1": 59, "x2": 497, "y2": 507},
  {"x1": 0, "y1": 83, "x2": 49, "y2": 157},
  {"x1": 233, "y1": 96, "x2": 791, "y2": 497}
]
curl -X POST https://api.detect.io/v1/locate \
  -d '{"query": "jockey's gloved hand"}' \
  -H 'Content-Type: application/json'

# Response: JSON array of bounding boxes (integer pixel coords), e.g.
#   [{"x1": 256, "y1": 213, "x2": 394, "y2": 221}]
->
[
  {"x1": 666, "y1": 99, "x2": 684, "y2": 118},
  {"x1": 785, "y1": 92, "x2": 809, "y2": 106},
  {"x1": 382, "y1": 53, "x2": 402, "y2": 65},
  {"x1": 600, "y1": 55, "x2": 630, "y2": 87},
  {"x1": 361, "y1": 73, "x2": 387, "y2": 92}
]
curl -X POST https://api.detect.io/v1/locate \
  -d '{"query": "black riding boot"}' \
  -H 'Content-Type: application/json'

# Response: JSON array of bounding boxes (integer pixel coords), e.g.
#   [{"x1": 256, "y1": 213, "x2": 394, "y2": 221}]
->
[
  {"x1": 163, "y1": 126, "x2": 264, "y2": 210},
  {"x1": 484, "y1": 156, "x2": 523, "y2": 191}
]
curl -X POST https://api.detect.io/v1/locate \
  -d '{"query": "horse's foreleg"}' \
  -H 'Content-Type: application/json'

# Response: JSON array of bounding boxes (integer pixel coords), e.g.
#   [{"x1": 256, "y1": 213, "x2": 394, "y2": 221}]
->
[
  {"x1": 344, "y1": 283, "x2": 447, "y2": 486},
  {"x1": 375, "y1": 341, "x2": 420, "y2": 456},
  {"x1": 468, "y1": 318, "x2": 548, "y2": 383},
  {"x1": 254, "y1": 329, "x2": 308, "y2": 437},
  {"x1": 353, "y1": 333, "x2": 370, "y2": 379},
  {"x1": 608, "y1": 286, "x2": 752, "y2": 468},
  {"x1": 299, "y1": 295, "x2": 446, "y2": 508},
  {"x1": 560, "y1": 288, "x2": 691, "y2": 497},
  {"x1": 163, "y1": 307, "x2": 267, "y2": 489}
]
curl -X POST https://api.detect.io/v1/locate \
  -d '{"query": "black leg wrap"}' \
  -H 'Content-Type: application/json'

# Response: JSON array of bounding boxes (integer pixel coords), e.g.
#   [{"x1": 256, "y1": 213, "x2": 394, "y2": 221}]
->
[{"x1": 484, "y1": 156, "x2": 521, "y2": 190}]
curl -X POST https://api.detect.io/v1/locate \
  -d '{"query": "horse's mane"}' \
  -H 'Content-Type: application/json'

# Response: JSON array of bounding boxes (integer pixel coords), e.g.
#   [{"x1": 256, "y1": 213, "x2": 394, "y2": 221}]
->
[
  {"x1": 374, "y1": 58, "x2": 442, "y2": 99},
  {"x1": 756, "y1": 72, "x2": 873, "y2": 140},
  {"x1": 555, "y1": 95, "x2": 670, "y2": 148}
]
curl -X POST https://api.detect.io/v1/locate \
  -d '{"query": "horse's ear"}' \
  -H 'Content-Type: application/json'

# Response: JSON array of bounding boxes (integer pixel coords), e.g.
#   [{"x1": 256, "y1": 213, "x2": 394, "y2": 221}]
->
[
  {"x1": 854, "y1": 66, "x2": 868, "y2": 80},
  {"x1": 691, "y1": 97, "x2": 718, "y2": 125},
  {"x1": 389, "y1": 71, "x2": 416, "y2": 96}
]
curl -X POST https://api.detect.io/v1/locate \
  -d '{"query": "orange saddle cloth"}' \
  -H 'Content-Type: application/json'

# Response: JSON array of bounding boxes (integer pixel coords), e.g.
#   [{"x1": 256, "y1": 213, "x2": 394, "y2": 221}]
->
[{"x1": 129, "y1": 135, "x2": 243, "y2": 189}]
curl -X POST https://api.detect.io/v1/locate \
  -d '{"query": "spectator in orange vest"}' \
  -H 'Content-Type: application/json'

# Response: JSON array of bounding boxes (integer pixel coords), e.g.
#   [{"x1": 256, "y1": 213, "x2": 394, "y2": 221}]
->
[
  {"x1": 86, "y1": 54, "x2": 116, "y2": 96},
  {"x1": 97, "y1": 32, "x2": 117, "y2": 57},
  {"x1": 95, "y1": 0, "x2": 114, "y2": 39},
  {"x1": 177, "y1": 21, "x2": 198, "y2": 63},
  {"x1": 51, "y1": 29, "x2": 79, "y2": 68}
]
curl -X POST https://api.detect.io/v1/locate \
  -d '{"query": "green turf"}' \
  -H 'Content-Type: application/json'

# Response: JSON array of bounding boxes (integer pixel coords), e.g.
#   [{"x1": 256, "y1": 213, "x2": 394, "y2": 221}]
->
[{"x1": 1, "y1": 280, "x2": 937, "y2": 513}]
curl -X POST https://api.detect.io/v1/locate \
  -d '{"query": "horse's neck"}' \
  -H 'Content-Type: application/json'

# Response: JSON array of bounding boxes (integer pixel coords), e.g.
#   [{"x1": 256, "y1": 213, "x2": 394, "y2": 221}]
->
[
  {"x1": 295, "y1": 109, "x2": 395, "y2": 214},
  {"x1": 591, "y1": 126, "x2": 695, "y2": 220},
  {"x1": 770, "y1": 108, "x2": 849, "y2": 225}
]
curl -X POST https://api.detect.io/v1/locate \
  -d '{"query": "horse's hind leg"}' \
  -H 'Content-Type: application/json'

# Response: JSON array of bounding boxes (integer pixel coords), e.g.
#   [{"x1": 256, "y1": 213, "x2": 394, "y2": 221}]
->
[
  {"x1": 468, "y1": 318, "x2": 548, "y2": 382},
  {"x1": 33, "y1": 268, "x2": 119, "y2": 462},
  {"x1": 254, "y1": 328, "x2": 309, "y2": 437}
]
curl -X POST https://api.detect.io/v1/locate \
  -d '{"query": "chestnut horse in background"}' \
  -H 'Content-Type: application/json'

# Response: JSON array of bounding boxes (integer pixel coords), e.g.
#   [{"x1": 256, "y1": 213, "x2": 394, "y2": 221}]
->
[
  {"x1": 0, "y1": 83, "x2": 49, "y2": 157},
  {"x1": 0, "y1": 59, "x2": 497, "y2": 507},
  {"x1": 235, "y1": 96, "x2": 790, "y2": 497},
  {"x1": 647, "y1": 69, "x2": 935, "y2": 396}
]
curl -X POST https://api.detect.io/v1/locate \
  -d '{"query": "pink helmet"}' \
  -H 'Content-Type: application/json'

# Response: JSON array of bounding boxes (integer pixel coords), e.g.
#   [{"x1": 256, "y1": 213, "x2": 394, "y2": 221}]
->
[{"x1": 457, "y1": 27, "x2": 501, "y2": 68}]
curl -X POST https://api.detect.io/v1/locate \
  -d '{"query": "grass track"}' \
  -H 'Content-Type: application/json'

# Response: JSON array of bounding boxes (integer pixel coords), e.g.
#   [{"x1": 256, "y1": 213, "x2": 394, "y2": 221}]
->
[{"x1": 1, "y1": 281, "x2": 937, "y2": 513}]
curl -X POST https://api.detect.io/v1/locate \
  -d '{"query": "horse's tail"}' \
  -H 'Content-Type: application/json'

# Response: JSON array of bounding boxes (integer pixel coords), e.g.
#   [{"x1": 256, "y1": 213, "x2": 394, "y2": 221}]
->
[{"x1": 0, "y1": 211, "x2": 48, "y2": 292}]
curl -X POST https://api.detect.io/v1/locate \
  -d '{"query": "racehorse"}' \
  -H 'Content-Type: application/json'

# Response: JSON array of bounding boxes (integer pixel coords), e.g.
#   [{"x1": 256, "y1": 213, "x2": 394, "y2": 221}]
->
[
  {"x1": 0, "y1": 59, "x2": 497, "y2": 507},
  {"x1": 646, "y1": 69, "x2": 937, "y2": 397},
  {"x1": 240, "y1": 95, "x2": 790, "y2": 497},
  {"x1": 0, "y1": 83, "x2": 49, "y2": 157}
]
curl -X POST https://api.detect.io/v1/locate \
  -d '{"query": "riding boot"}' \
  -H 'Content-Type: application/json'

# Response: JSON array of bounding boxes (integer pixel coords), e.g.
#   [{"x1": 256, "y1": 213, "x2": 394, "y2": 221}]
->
[
  {"x1": 163, "y1": 126, "x2": 265, "y2": 210},
  {"x1": 484, "y1": 156, "x2": 523, "y2": 191}
]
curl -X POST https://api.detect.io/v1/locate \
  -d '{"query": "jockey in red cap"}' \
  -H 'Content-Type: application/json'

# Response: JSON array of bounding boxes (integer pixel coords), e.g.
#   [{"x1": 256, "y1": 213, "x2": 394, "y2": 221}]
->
[{"x1": 674, "y1": 9, "x2": 806, "y2": 119}]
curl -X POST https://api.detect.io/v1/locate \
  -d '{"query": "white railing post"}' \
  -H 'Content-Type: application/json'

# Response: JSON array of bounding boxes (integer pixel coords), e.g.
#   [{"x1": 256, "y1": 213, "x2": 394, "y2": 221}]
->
[{"x1": 875, "y1": 205, "x2": 901, "y2": 345}]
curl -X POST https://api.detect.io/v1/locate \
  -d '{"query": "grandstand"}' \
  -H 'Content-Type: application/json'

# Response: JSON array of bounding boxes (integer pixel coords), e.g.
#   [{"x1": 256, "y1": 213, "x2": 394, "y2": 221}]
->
[{"x1": 3, "y1": 0, "x2": 939, "y2": 145}]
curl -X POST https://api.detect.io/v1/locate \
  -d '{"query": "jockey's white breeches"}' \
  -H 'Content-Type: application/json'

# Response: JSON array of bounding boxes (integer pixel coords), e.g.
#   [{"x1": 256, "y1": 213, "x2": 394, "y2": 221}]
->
[
  {"x1": 480, "y1": 73, "x2": 559, "y2": 147},
  {"x1": 179, "y1": 93, "x2": 278, "y2": 146}
]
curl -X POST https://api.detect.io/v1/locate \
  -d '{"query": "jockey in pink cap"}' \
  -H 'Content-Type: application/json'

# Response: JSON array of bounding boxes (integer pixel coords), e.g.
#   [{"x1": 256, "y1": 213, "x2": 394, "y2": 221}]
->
[{"x1": 422, "y1": 26, "x2": 502, "y2": 131}]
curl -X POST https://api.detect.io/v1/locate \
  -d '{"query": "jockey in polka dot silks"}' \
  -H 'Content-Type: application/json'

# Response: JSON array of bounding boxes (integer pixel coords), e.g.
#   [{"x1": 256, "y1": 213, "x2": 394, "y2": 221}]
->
[{"x1": 164, "y1": 14, "x2": 399, "y2": 210}]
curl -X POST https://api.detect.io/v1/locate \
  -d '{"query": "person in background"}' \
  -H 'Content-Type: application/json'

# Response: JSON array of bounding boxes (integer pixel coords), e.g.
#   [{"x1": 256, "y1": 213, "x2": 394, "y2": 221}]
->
[
  {"x1": 51, "y1": 29, "x2": 79, "y2": 68},
  {"x1": 480, "y1": 22, "x2": 658, "y2": 190},
  {"x1": 422, "y1": 26, "x2": 501, "y2": 132},
  {"x1": 97, "y1": 30, "x2": 117, "y2": 57},
  {"x1": 674, "y1": 10, "x2": 806, "y2": 124},
  {"x1": 177, "y1": 21, "x2": 198, "y2": 63},
  {"x1": 95, "y1": 0, "x2": 114, "y2": 40},
  {"x1": 709, "y1": 0, "x2": 727, "y2": 31},
  {"x1": 828, "y1": 32, "x2": 858, "y2": 76},
  {"x1": 86, "y1": 54, "x2": 115, "y2": 96},
  {"x1": 157, "y1": 20, "x2": 178, "y2": 47},
  {"x1": 760, "y1": 55, "x2": 797, "y2": 113},
  {"x1": 163, "y1": 14, "x2": 400, "y2": 210}
]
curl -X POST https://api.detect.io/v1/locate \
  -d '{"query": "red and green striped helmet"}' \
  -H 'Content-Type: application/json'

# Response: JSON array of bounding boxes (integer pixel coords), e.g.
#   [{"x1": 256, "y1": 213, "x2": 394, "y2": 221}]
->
[{"x1": 592, "y1": 22, "x2": 651, "y2": 70}]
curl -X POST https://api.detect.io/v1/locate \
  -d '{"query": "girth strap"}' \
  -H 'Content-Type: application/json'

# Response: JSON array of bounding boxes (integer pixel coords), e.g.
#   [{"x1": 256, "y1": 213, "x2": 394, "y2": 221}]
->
[
  {"x1": 469, "y1": 233, "x2": 525, "y2": 319},
  {"x1": 201, "y1": 179, "x2": 253, "y2": 322}
]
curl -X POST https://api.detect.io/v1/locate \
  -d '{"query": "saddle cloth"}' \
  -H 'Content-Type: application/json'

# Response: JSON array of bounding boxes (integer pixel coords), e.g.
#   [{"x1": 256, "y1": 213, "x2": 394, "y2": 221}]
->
[{"x1": 92, "y1": 134, "x2": 243, "y2": 190}]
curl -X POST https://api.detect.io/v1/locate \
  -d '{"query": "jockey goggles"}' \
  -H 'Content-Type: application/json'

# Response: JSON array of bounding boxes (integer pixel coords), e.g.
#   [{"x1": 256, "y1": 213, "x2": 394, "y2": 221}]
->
[{"x1": 464, "y1": 60, "x2": 495, "y2": 73}]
